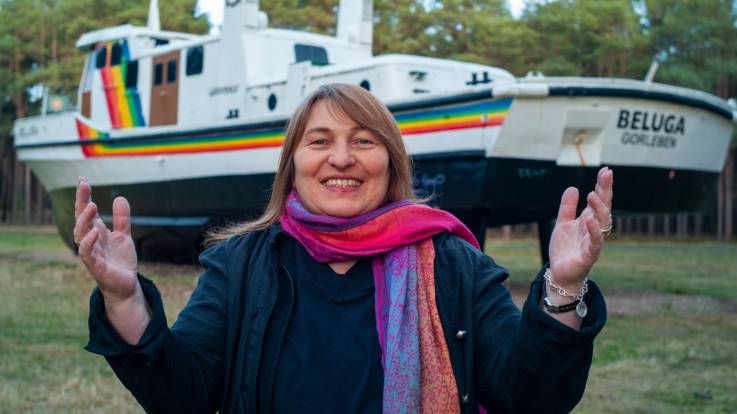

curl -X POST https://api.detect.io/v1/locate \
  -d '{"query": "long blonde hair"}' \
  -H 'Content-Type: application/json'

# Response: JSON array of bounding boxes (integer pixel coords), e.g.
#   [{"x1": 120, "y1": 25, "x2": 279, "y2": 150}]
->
[{"x1": 205, "y1": 83, "x2": 416, "y2": 244}]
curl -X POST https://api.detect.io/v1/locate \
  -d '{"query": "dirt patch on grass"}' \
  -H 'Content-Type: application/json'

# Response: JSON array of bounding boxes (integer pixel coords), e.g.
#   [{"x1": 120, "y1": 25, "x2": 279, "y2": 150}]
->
[
  {"x1": 508, "y1": 281, "x2": 737, "y2": 315},
  {"x1": 0, "y1": 248, "x2": 79, "y2": 265}
]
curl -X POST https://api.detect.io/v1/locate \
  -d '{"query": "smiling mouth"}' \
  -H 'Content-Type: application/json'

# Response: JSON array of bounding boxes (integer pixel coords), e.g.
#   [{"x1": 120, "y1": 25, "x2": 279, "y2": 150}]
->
[{"x1": 322, "y1": 178, "x2": 363, "y2": 189}]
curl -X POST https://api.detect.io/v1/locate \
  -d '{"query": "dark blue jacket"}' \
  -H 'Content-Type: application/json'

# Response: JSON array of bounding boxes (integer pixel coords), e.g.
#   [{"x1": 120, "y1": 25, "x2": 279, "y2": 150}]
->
[{"x1": 86, "y1": 225, "x2": 606, "y2": 413}]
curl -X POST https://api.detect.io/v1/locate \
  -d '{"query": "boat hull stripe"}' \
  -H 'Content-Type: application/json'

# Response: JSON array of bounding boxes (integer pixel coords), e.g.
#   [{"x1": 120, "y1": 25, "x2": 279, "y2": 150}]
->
[{"x1": 29, "y1": 98, "x2": 513, "y2": 157}]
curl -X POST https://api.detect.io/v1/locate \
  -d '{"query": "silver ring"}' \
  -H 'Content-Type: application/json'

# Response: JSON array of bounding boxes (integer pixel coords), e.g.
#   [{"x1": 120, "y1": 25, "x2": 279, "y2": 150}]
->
[{"x1": 600, "y1": 214, "x2": 613, "y2": 236}]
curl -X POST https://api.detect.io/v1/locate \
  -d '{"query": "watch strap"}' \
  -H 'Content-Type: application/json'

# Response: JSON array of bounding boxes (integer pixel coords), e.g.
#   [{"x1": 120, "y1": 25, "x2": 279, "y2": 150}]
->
[{"x1": 543, "y1": 296, "x2": 580, "y2": 313}]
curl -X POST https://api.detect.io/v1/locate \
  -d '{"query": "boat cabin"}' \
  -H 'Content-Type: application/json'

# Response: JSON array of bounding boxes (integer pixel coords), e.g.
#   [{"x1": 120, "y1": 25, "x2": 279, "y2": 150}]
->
[{"x1": 73, "y1": 0, "x2": 514, "y2": 132}]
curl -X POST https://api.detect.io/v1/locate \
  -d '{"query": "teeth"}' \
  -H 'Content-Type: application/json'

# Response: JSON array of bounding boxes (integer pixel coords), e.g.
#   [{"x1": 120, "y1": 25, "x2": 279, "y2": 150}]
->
[{"x1": 324, "y1": 178, "x2": 362, "y2": 188}]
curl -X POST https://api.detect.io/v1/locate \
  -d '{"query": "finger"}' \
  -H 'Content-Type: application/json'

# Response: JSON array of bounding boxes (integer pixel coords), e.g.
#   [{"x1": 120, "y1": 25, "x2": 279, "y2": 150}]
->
[
  {"x1": 586, "y1": 191, "x2": 611, "y2": 229},
  {"x1": 74, "y1": 202, "x2": 98, "y2": 242},
  {"x1": 79, "y1": 229, "x2": 108, "y2": 279},
  {"x1": 78, "y1": 226, "x2": 100, "y2": 265},
  {"x1": 556, "y1": 187, "x2": 579, "y2": 224},
  {"x1": 585, "y1": 215, "x2": 604, "y2": 252},
  {"x1": 596, "y1": 168, "x2": 614, "y2": 208},
  {"x1": 112, "y1": 197, "x2": 132, "y2": 235},
  {"x1": 597, "y1": 166, "x2": 607, "y2": 181},
  {"x1": 578, "y1": 207, "x2": 594, "y2": 235},
  {"x1": 75, "y1": 177, "x2": 92, "y2": 220}
]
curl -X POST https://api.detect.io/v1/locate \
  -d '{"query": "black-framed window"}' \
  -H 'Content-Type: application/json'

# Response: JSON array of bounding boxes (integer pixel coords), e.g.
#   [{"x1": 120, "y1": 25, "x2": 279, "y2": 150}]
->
[
  {"x1": 294, "y1": 44, "x2": 328, "y2": 66},
  {"x1": 153, "y1": 37, "x2": 169, "y2": 46},
  {"x1": 186, "y1": 46, "x2": 204, "y2": 76},
  {"x1": 154, "y1": 63, "x2": 163, "y2": 85},
  {"x1": 125, "y1": 61, "x2": 138, "y2": 88},
  {"x1": 110, "y1": 43, "x2": 122, "y2": 66},
  {"x1": 167, "y1": 60, "x2": 177, "y2": 83},
  {"x1": 95, "y1": 48, "x2": 107, "y2": 69}
]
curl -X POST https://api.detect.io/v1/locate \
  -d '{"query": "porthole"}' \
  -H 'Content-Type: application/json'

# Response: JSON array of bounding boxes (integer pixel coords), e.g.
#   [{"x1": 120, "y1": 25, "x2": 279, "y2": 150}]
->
[
  {"x1": 359, "y1": 80, "x2": 370, "y2": 91},
  {"x1": 268, "y1": 94, "x2": 277, "y2": 111}
]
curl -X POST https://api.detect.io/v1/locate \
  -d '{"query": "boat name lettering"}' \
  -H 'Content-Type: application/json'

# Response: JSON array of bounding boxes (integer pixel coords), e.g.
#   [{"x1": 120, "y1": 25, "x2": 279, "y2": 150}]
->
[
  {"x1": 620, "y1": 131, "x2": 677, "y2": 149},
  {"x1": 412, "y1": 173, "x2": 445, "y2": 197},
  {"x1": 17, "y1": 125, "x2": 39, "y2": 137},
  {"x1": 617, "y1": 109, "x2": 685, "y2": 135},
  {"x1": 517, "y1": 168, "x2": 548, "y2": 179},
  {"x1": 209, "y1": 85, "x2": 239, "y2": 97}
]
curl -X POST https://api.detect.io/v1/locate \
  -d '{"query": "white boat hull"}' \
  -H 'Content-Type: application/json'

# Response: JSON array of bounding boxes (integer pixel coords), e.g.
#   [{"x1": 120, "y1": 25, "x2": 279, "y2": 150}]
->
[{"x1": 14, "y1": 83, "x2": 735, "y2": 257}]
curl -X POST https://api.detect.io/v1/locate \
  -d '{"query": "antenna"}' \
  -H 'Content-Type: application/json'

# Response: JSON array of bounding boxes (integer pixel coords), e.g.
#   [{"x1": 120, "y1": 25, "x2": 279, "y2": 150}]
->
[{"x1": 148, "y1": 0, "x2": 161, "y2": 32}]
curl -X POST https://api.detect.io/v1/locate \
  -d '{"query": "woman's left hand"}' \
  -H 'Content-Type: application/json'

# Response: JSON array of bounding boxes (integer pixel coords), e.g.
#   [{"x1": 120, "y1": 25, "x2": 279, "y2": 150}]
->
[{"x1": 548, "y1": 167, "x2": 614, "y2": 291}]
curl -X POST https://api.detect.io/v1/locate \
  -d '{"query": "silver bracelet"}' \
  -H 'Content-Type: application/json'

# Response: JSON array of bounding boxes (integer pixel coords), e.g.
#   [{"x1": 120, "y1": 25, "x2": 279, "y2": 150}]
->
[
  {"x1": 543, "y1": 267, "x2": 588, "y2": 301},
  {"x1": 543, "y1": 268, "x2": 589, "y2": 318}
]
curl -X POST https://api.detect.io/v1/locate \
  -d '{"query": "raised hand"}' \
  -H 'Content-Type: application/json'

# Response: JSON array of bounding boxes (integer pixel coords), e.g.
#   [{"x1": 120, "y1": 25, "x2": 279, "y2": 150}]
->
[
  {"x1": 548, "y1": 167, "x2": 614, "y2": 292},
  {"x1": 74, "y1": 177, "x2": 139, "y2": 301},
  {"x1": 74, "y1": 177, "x2": 149, "y2": 344}
]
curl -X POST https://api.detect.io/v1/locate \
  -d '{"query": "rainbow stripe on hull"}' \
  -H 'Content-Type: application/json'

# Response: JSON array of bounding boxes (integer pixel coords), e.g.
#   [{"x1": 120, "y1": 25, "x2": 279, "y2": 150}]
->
[
  {"x1": 75, "y1": 98, "x2": 512, "y2": 157},
  {"x1": 396, "y1": 99, "x2": 510, "y2": 135}
]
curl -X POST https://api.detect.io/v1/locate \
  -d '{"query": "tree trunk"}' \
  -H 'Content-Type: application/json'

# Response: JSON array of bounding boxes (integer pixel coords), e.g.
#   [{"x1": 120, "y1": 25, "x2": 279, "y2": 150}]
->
[
  {"x1": 717, "y1": 170, "x2": 725, "y2": 241},
  {"x1": 24, "y1": 163, "x2": 31, "y2": 225},
  {"x1": 0, "y1": 147, "x2": 9, "y2": 223},
  {"x1": 648, "y1": 214, "x2": 656, "y2": 236},
  {"x1": 11, "y1": 159, "x2": 21, "y2": 224},
  {"x1": 501, "y1": 224, "x2": 512, "y2": 241},
  {"x1": 35, "y1": 177, "x2": 44, "y2": 224},
  {"x1": 725, "y1": 149, "x2": 734, "y2": 243}
]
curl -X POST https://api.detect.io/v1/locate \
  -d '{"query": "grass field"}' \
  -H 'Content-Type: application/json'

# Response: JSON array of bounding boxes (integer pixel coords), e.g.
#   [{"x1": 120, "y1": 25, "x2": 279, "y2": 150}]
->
[{"x1": 1, "y1": 226, "x2": 735, "y2": 413}]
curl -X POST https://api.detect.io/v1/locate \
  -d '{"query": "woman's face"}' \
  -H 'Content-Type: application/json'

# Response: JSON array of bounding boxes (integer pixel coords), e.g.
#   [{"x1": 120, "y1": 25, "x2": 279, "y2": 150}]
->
[{"x1": 293, "y1": 100, "x2": 391, "y2": 217}]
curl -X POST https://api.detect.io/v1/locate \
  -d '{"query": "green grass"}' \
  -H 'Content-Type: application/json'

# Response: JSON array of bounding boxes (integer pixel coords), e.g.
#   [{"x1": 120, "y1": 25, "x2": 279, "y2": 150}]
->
[
  {"x1": 0, "y1": 227, "x2": 200, "y2": 414},
  {"x1": 487, "y1": 237, "x2": 737, "y2": 301},
  {"x1": 487, "y1": 236, "x2": 737, "y2": 413},
  {"x1": 0, "y1": 226, "x2": 68, "y2": 252},
  {"x1": 1, "y1": 227, "x2": 736, "y2": 413}
]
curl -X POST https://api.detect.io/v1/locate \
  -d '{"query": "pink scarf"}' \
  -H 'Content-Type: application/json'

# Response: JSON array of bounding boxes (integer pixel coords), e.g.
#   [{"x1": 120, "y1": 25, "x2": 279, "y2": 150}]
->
[{"x1": 279, "y1": 191, "x2": 479, "y2": 413}]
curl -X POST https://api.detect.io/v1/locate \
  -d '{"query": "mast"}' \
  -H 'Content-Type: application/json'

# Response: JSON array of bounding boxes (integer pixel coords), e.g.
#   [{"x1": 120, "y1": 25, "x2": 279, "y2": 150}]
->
[
  {"x1": 223, "y1": 0, "x2": 262, "y2": 36},
  {"x1": 337, "y1": 0, "x2": 373, "y2": 48},
  {"x1": 147, "y1": 0, "x2": 161, "y2": 32}
]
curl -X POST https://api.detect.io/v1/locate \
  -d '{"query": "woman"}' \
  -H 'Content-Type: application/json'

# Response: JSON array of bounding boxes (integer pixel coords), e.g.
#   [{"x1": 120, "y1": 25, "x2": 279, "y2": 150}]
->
[{"x1": 76, "y1": 83, "x2": 613, "y2": 414}]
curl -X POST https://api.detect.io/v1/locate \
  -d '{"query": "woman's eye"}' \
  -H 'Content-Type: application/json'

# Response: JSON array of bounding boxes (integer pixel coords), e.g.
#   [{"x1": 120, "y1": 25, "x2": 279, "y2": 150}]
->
[
  {"x1": 310, "y1": 138, "x2": 328, "y2": 146},
  {"x1": 356, "y1": 138, "x2": 375, "y2": 146}
]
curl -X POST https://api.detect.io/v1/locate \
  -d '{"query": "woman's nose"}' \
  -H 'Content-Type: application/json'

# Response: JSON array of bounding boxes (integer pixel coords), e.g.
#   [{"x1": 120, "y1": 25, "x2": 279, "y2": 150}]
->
[{"x1": 327, "y1": 143, "x2": 355, "y2": 169}]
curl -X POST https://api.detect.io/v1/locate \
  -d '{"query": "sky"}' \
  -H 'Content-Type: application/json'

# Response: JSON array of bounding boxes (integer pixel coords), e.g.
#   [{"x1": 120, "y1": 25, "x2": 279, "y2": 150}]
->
[{"x1": 195, "y1": 0, "x2": 528, "y2": 29}]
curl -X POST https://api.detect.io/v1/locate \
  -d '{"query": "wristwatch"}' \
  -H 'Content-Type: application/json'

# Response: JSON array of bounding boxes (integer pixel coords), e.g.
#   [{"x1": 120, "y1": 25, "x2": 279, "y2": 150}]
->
[{"x1": 543, "y1": 296, "x2": 580, "y2": 314}]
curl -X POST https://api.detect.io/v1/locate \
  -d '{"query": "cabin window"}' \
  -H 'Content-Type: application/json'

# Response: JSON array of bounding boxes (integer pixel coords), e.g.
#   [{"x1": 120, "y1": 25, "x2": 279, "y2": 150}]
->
[
  {"x1": 268, "y1": 94, "x2": 277, "y2": 111},
  {"x1": 110, "y1": 43, "x2": 122, "y2": 66},
  {"x1": 125, "y1": 61, "x2": 138, "y2": 88},
  {"x1": 360, "y1": 80, "x2": 371, "y2": 91},
  {"x1": 186, "y1": 46, "x2": 204, "y2": 76},
  {"x1": 95, "y1": 48, "x2": 107, "y2": 69},
  {"x1": 154, "y1": 63, "x2": 163, "y2": 85},
  {"x1": 153, "y1": 38, "x2": 170, "y2": 46},
  {"x1": 167, "y1": 60, "x2": 177, "y2": 83},
  {"x1": 294, "y1": 44, "x2": 328, "y2": 66}
]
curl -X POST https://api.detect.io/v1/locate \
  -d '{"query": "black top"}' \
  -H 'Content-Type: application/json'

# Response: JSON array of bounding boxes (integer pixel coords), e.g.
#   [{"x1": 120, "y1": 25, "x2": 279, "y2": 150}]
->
[
  {"x1": 273, "y1": 238, "x2": 382, "y2": 414},
  {"x1": 85, "y1": 228, "x2": 607, "y2": 414}
]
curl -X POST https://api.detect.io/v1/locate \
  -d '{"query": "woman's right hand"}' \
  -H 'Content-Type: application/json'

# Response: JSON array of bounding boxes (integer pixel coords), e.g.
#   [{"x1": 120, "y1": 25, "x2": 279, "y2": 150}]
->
[
  {"x1": 75, "y1": 177, "x2": 150, "y2": 344},
  {"x1": 75, "y1": 176, "x2": 138, "y2": 300}
]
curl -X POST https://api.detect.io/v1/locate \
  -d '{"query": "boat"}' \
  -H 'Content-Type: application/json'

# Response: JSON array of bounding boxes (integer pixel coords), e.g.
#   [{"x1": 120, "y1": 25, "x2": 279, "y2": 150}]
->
[{"x1": 13, "y1": 0, "x2": 736, "y2": 260}]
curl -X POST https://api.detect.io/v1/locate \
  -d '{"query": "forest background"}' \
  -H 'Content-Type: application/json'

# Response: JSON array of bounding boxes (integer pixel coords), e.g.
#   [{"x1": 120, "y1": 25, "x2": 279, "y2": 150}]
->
[{"x1": 0, "y1": 0, "x2": 735, "y2": 241}]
